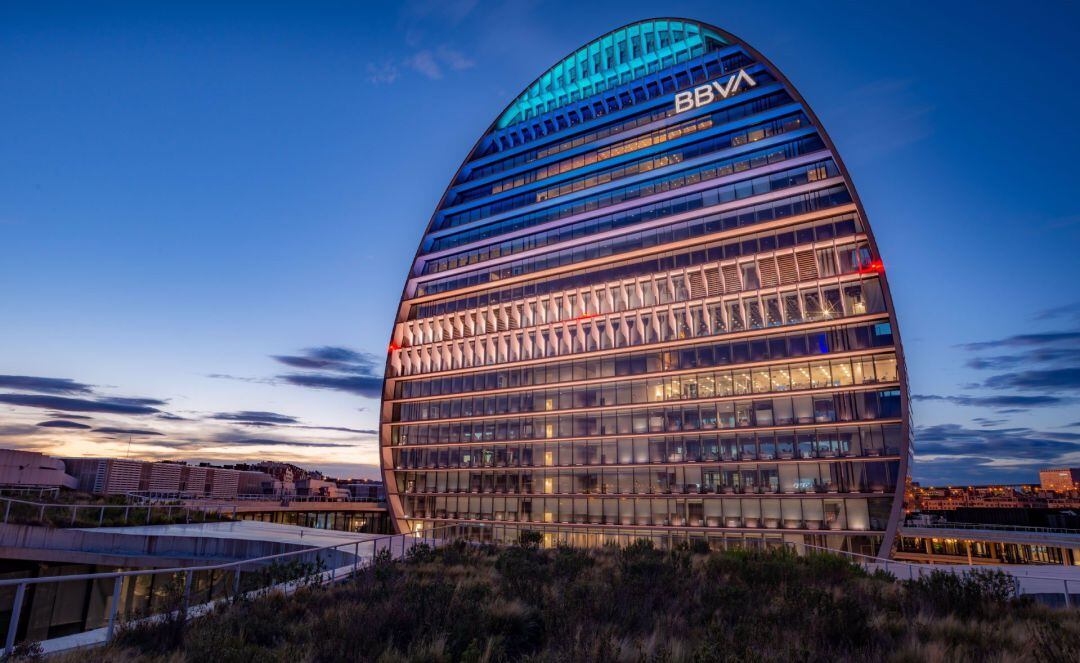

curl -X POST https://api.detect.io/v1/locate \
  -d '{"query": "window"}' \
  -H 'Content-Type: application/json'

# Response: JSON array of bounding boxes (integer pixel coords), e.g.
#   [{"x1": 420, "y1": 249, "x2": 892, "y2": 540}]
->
[
  {"x1": 741, "y1": 263, "x2": 760, "y2": 290},
  {"x1": 816, "y1": 248, "x2": 838, "y2": 277}
]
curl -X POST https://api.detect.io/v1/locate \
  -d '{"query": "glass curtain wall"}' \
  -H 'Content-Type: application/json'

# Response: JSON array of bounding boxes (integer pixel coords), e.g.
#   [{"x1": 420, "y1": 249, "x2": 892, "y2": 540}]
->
[{"x1": 380, "y1": 19, "x2": 909, "y2": 558}]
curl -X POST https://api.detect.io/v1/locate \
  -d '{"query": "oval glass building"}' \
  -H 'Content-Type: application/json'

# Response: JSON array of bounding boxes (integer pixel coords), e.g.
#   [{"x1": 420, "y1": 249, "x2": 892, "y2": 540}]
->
[{"x1": 381, "y1": 18, "x2": 910, "y2": 556}]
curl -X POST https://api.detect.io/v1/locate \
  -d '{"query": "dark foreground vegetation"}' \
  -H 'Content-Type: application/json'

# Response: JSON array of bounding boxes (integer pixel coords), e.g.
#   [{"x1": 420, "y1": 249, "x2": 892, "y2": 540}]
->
[{"x1": 54, "y1": 534, "x2": 1080, "y2": 663}]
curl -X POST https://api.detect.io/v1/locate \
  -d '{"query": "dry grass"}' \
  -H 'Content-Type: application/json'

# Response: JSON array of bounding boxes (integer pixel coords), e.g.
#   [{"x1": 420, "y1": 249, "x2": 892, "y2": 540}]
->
[{"x1": 42, "y1": 537, "x2": 1080, "y2": 663}]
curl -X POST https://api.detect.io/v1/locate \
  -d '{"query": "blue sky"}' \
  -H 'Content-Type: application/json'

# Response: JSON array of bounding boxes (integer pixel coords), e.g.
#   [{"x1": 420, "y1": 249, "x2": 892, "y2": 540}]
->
[{"x1": 1, "y1": 0, "x2": 1078, "y2": 483}]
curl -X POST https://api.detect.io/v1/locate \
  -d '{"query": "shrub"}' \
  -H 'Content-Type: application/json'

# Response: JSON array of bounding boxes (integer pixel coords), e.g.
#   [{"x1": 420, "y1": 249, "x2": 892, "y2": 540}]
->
[
  {"x1": 517, "y1": 529, "x2": 543, "y2": 550},
  {"x1": 74, "y1": 543, "x2": 1080, "y2": 663},
  {"x1": 905, "y1": 568, "x2": 1018, "y2": 618},
  {"x1": 2, "y1": 641, "x2": 43, "y2": 662},
  {"x1": 405, "y1": 542, "x2": 435, "y2": 564}
]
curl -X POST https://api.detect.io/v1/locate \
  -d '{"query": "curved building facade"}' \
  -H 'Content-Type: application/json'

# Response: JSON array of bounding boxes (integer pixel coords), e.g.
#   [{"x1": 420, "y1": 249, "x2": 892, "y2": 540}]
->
[{"x1": 380, "y1": 19, "x2": 910, "y2": 556}]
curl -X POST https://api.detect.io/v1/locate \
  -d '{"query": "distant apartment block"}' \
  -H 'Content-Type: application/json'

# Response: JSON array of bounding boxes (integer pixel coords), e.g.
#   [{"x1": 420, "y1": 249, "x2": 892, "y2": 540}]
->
[
  {"x1": 62, "y1": 457, "x2": 276, "y2": 498},
  {"x1": 1040, "y1": 468, "x2": 1080, "y2": 493}
]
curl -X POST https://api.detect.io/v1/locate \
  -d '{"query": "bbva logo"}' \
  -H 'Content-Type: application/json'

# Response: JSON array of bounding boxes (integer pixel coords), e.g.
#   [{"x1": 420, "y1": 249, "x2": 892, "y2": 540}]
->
[{"x1": 674, "y1": 69, "x2": 757, "y2": 114}]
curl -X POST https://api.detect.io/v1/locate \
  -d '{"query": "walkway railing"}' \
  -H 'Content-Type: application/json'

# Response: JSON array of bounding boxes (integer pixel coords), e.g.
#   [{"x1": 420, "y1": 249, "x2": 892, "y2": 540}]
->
[
  {"x1": 126, "y1": 491, "x2": 385, "y2": 504},
  {"x1": 903, "y1": 520, "x2": 1080, "y2": 536},
  {"x1": 788, "y1": 540, "x2": 1078, "y2": 607},
  {"x1": 0, "y1": 495, "x2": 237, "y2": 528},
  {"x1": 0, "y1": 524, "x2": 457, "y2": 656},
  {"x1": 3, "y1": 523, "x2": 1075, "y2": 656},
  {"x1": 0, "y1": 486, "x2": 60, "y2": 499}
]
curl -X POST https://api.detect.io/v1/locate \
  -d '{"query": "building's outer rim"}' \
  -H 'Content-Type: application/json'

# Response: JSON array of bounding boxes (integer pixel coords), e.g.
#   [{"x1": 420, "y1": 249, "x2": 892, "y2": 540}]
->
[{"x1": 378, "y1": 17, "x2": 912, "y2": 559}]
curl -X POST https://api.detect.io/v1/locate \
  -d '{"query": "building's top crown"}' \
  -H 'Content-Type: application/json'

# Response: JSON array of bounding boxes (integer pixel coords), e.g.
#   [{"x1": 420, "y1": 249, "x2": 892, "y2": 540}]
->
[{"x1": 496, "y1": 18, "x2": 728, "y2": 129}]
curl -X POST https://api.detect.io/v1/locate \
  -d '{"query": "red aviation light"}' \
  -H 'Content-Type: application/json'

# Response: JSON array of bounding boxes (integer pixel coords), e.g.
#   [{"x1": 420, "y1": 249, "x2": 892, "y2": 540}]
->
[
  {"x1": 573, "y1": 313, "x2": 598, "y2": 321},
  {"x1": 858, "y1": 259, "x2": 885, "y2": 275},
  {"x1": 388, "y1": 342, "x2": 400, "y2": 353}
]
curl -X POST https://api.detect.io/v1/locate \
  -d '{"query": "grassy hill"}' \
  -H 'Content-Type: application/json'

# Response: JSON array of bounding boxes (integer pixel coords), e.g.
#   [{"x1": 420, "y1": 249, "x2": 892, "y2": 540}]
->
[{"x1": 56, "y1": 535, "x2": 1080, "y2": 662}]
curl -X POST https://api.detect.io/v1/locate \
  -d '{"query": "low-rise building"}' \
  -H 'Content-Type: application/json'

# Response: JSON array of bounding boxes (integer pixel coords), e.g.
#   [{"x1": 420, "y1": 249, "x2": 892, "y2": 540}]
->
[
  {"x1": 0, "y1": 449, "x2": 78, "y2": 489},
  {"x1": 344, "y1": 480, "x2": 386, "y2": 501}
]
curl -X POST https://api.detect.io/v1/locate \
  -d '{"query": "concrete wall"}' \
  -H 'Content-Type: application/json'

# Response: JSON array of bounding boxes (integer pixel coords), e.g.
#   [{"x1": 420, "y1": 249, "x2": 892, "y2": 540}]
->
[{"x1": 0, "y1": 450, "x2": 77, "y2": 489}]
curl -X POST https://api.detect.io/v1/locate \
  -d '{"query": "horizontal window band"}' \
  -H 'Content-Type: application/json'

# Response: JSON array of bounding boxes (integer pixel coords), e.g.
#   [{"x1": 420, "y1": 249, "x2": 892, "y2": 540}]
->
[
  {"x1": 389, "y1": 346, "x2": 897, "y2": 404},
  {"x1": 388, "y1": 455, "x2": 902, "y2": 472},
  {"x1": 388, "y1": 417, "x2": 905, "y2": 449},
  {"x1": 389, "y1": 310, "x2": 887, "y2": 383}
]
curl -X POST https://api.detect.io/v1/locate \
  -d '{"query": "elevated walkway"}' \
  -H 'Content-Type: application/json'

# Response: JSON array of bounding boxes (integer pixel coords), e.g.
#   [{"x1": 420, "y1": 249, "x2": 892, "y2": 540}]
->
[
  {"x1": 900, "y1": 523, "x2": 1080, "y2": 549},
  {"x1": 0, "y1": 520, "x2": 378, "y2": 568}
]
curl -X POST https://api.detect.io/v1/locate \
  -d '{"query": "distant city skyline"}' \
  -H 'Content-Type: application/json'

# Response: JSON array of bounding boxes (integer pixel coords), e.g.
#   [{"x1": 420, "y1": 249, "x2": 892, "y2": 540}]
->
[{"x1": 2, "y1": 0, "x2": 1078, "y2": 483}]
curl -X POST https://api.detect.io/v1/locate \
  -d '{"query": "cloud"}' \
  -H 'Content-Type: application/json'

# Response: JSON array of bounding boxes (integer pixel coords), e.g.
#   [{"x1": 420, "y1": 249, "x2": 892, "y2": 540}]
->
[
  {"x1": 270, "y1": 345, "x2": 383, "y2": 399},
  {"x1": 36, "y1": 420, "x2": 92, "y2": 430},
  {"x1": 93, "y1": 427, "x2": 164, "y2": 436},
  {"x1": 366, "y1": 0, "x2": 477, "y2": 88},
  {"x1": 223, "y1": 438, "x2": 355, "y2": 449},
  {"x1": 952, "y1": 323, "x2": 1080, "y2": 399},
  {"x1": 204, "y1": 373, "x2": 277, "y2": 385},
  {"x1": 211, "y1": 432, "x2": 356, "y2": 449},
  {"x1": 917, "y1": 423, "x2": 1080, "y2": 459},
  {"x1": 966, "y1": 347, "x2": 1080, "y2": 370},
  {"x1": 971, "y1": 417, "x2": 1007, "y2": 427},
  {"x1": 0, "y1": 424, "x2": 40, "y2": 438},
  {"x1": 405, "y1": 46, "x2": 475, "y2": 80},
  {"x1": 1035, "y1": 302, "x2": 1080, "y2": 321},
  {"x1": 406, "y1": 50, "x2": 442, "y2": 79},
  {"x1": 912, "y1": 393, "x2": 1067, "y2": 409},
  {"x1": 295, "y1": 425, "x2": 377, "y2": 435},
  {"x1": 961, "y1": 331, "x2": 1080, "y2": 350},
  {"x1": 0, "y1": 375, "x2": 93, "y2": 394},
  {"x1": 272, "y1": 346, "x2": 378, "y2": 373},
  {"x1": 981, "y1": 368, "x2": 1080, "y2": 392},
  {"x1": 276, "y1": 373, "x2": 383, "y2": 398},
  {"x1": 205, "y1": 408, "x2": 376, "y2": 434},
  {"x1": 436, "y1": 46, "x2": 475, "y2": 71},
  {"x1": 211, "y1": 411, "x2": 300, "y2": 426},
  {"x1": 913, "y1": 423, "x2": 1080, "y2": 485},
  {"x1": 0, "y1": 393, "x2": 163, "y2": 415},
  {"x1": 365, "y1": 61, "x2": 400, "y2": 84},
  {"x1": 106, "y1": 397, "x2": 169, "y2": 407},
  {"x1": 0, "y1": 366, "x2": 376, "y2": 476}
]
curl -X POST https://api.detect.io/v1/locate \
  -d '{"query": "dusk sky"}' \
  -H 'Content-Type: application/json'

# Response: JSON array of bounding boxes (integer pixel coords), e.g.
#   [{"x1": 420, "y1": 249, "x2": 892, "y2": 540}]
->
[{"x1": 1, "y1": 0, "x2": 1078, "y2": 483}]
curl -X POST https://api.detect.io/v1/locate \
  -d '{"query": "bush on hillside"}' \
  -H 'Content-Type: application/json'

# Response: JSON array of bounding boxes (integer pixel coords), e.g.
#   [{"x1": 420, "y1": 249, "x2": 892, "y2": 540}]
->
[{"x1": 59, "y1": 541, "x2": 1080, "y2": 663}]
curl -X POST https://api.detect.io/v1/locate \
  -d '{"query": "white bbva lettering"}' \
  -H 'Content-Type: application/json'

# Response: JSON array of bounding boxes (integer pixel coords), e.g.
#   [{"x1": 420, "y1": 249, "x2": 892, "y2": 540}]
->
[
  {"x1": 692, "y1": 84, "x2": 714, "y2": 109},
  {"x1": 674, "y1": 69, "x2": 758, "y2": 114},
  {"x1": 674, "y1": 90, "x2": 694, "y2": 114},
  {"x1": 713, "y1": 76, "x2": 736, "y2": 99}
]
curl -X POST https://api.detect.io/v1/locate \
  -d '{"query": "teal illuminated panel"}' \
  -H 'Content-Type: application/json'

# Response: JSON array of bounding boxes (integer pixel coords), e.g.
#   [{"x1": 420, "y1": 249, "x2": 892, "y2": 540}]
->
[{"x1": 496, "y1": 19, "x2": 727, "y2": 129}]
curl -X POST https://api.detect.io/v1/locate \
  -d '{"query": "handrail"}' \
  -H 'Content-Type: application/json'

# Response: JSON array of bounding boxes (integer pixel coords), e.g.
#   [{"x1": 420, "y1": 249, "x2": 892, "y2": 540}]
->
[
  {"x1": 0, "y1": 525, "x2": 453, "y2": 588},
  {"x1": 1, "y1": 523, "x2": 457, "y2": 656},
  {"x1": 788, "y1": 539, "x2": 1076, "y2": 607},
  {"x1": 0, "y1": 495, "x2": 226, "y2": 511},
  {"x1": 126, "y1": 491, "x2": 385, "y2": 504},
  {"x1": 0, "y1": 494, "x2": 236, "y2": 528},
  {"x1": 903, "y1": 521, "x2": 1080, "y2": 536},
  {"x1": 4, "y1": 524, "x2": 1075, "y2": 656}
]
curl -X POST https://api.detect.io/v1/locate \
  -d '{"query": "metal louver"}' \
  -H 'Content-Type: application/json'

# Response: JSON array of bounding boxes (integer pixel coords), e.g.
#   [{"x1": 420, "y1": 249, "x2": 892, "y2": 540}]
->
[
  {"x1": 722, "y1": 264, "x2": 741, "y2": 292},
  {"x1": 796, "y1": 249, "x2": 818, "y2": 280},
  {"x1": 758, "y1": 257, "x2": 779, "y2": 288}
]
